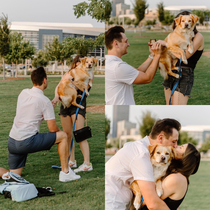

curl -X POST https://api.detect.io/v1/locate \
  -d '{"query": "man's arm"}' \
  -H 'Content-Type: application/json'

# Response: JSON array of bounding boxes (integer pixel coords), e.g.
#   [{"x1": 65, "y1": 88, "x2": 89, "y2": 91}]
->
[
  {"x1": 137, "y1": 180, "x2": 170, "y2": 210},
  {"x1": 47, "y1": 119, "x2": 60, "y2": 132},
  {"x1": 133, "y1": 42, "x2": 162, "y2": 84}
]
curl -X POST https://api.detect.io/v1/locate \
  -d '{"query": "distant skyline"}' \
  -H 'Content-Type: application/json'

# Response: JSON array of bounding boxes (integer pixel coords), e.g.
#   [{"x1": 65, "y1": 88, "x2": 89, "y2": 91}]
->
[
  {"x1": 125, "y1": 0, "x2": 210, "y2": 9},
  {"x1": 0, "y1": 0, "x2": 104, "y2": 28},
  {"x1": 106, "y1": 106, "x2": 210, "y2": 128}
]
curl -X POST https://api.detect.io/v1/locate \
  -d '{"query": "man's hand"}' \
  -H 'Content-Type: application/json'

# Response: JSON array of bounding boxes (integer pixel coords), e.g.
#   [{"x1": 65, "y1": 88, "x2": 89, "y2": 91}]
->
[
  {"x1": 52, "y1": 96, "x2": 60, "y2": 108},
  {"x1": 157, "y1": 40, "x2": 168, "y2": 47}
]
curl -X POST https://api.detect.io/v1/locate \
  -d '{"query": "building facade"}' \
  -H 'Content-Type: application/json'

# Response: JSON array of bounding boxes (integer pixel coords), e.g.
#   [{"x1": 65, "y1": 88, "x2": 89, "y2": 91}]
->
[{"x1": 10, "y1": 22, "x2": 105, "y2": 57}]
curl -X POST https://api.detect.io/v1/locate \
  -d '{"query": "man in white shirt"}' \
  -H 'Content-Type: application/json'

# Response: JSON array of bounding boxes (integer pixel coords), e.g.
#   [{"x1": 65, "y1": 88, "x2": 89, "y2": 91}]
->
[
  {"x1": 2, "y1": 67, "x2": 80, "y2": 182},
  {"x1": 105, "y1": 118, "x2": 181, "y2": 210},
  {"x1": 105, "y1": 26, "x2": 163, "y2": 105}
]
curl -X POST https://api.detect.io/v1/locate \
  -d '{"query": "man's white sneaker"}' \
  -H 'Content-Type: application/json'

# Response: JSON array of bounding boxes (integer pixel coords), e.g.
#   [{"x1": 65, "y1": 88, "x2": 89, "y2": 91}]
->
[
  {"x1": 59, "y1": 168, "x2": 81, "y2": 182},
  {"x1": 69, "y1": 160, "x2": 77, "y2": 168},
  {"x1": 74, "y1": 163, "x2": 93, "y2": 173}
]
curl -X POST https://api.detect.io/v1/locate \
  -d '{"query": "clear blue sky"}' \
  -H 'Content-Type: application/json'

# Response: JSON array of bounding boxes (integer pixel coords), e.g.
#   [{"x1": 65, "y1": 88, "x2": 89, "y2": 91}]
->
[
  {"x1": 125, "y1": 0, "x2": 210, "y2": 9},
  {"x1": 0, "y1": 0, "x2": 104, "y2": 28}
]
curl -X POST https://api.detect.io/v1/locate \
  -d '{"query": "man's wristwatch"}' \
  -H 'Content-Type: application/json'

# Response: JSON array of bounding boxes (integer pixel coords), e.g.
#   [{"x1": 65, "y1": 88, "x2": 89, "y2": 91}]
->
[{"x1": 149, "y1": 54, "x2": 154, "y2": 59}]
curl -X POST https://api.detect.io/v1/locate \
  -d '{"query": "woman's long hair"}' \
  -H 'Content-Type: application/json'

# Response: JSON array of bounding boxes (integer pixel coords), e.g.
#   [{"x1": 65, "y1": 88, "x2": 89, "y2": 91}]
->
[
  {"x1": 172, "y1": 11, "x2": 198, "y2": 34},
  {"x1": 164, "y1": 143, "x2": 201, "y2": 184},
  {"x1": 69, "y1": 54, "x2": 84, "y2": 71}
]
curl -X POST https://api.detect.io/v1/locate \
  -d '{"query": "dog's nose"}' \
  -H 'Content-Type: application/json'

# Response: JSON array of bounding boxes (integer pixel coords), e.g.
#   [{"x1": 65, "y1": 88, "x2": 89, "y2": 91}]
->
[
  {"x1": 161, "y1": 156, "x2": 165, "y2": 161},
  {"x1": 185, "y1": 23, "x2": 189, "y2": 28}
]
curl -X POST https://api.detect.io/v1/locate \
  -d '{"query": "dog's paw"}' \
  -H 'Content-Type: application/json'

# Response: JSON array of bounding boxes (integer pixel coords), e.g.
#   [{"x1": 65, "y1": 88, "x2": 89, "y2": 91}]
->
[
  {"x1": 182, "y1": 59, "x2": 188, "y2": 64},
  {"x1": 156, "y1": 189, "x2": 163, "y2": 197},
  {"x1": 188, "y1": 48, "x2": 193, "y2": 54},
  {"x1": 175, "y1": 74, "x2": 180, "y2": 79},
  {"x1": 80, "y1": 105, "x2": 85, "y2": 109},
  {"x1": 86, "y1": 92, "x2": 89, "y2": 96},
  {"x1": 133, "y1": 201, "x2": 140, "y2": 210}
]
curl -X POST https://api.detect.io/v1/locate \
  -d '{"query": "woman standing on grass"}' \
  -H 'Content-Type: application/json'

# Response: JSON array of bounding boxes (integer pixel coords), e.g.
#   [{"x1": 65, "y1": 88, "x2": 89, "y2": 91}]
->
[
  {"x1": 52, "y1": 55, "x2": 93, "y2": 173},
  {"x1": 159, "y1": 11, "x2": 204, "y2": 105},
  {"x1": 140, "y1": 143, "x2": 201, "y2": 210}
]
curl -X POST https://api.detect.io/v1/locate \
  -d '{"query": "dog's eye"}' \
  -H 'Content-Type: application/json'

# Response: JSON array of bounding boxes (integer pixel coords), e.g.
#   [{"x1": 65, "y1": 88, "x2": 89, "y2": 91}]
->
[
  {"x1": 157, "y1": 152, "x2": 160, "y2": 154},
  {"x1": 189, "y1": 20, "x2": 191, "y2": 22},
  {"x1": 165, "y1": 152, "x2": 169, "y2": 155}
]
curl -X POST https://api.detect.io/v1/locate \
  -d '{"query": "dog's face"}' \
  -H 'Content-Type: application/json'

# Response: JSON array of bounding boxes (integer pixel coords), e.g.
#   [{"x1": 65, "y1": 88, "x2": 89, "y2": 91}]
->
[
  {"x1": 80, "y1": 57, "x2": 98, "y2": 69},
  {"x1": 149, "y1": 145, "x2": 176, "y2": 165},
  {"x1": 175, "y1": 14, "x2": 199, "y2": 30}
]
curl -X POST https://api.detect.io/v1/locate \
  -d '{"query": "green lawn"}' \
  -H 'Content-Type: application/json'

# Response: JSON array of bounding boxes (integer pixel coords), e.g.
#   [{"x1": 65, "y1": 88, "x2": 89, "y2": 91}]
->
[
  {"x1": 123, "y1": 31, "x2": 210, "y2": 105},
  {"x1": 180, "y1": 161, "x2": 210, "y2": 210},
  {"x1": 0, "y1": 77, "x2": 105, "y2": 210}
]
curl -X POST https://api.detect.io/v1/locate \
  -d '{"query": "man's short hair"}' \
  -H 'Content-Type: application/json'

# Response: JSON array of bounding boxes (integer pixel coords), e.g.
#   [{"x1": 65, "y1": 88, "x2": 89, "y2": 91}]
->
[
  {"x1": 105, "y1": 26, "x2": 125, "y2": 50},
  {"x1": 31, "y1": 67, "x2": 47, "y2": 86},
  {"x1": 150, "y1": 118, "x2": 181, "y2": 139}
]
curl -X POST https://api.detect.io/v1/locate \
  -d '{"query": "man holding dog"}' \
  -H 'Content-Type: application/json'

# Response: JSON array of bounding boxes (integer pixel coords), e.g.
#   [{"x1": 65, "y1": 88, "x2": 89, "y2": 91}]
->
[
  {"x1": 105, "y1": 118, "x2": 181, "y2": 210},
  {"x1": 0, "y1": 67, "x2": 80, "y2": 182},
  {"x1": 105, "y1": 26, "x2": 163, "y2": 105}
]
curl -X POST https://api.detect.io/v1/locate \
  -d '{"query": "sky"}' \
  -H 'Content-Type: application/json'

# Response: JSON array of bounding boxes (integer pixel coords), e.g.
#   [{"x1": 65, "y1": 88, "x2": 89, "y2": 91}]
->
[
  {"x1": 125, "y1": 0, "x2": 210, "y2": 9},
  {"x1": 106, "y1": 105, "x2": 210, "y2": 128},
  {"x1": 0, "y1": 0, "x2": 104, "y2": 28}
]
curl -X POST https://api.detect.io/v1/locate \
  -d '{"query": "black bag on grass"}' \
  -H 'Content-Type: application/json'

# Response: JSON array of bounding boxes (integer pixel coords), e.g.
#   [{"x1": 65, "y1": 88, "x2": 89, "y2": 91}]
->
[{"x1": 73, "y1": 126, "x2": 92, "y2": 143}]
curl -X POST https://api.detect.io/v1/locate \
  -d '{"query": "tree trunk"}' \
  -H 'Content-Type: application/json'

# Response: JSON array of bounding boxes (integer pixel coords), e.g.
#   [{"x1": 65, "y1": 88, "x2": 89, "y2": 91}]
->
[
  {"x1": 2, "y1": 56, "x2": 5, "y2": 80},
  {"x1": 25, "y1": 59, "x2": 27, "y2": 75},
  {"x1": 15, "y1": 61, "x2": 18, "y2": 78}
]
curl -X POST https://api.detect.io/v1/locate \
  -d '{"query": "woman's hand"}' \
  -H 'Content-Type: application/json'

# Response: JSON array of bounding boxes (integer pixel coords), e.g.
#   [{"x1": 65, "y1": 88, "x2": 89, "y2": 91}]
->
[{"x1": 52, "y1": 96, "x2": 60, "y2": 108}]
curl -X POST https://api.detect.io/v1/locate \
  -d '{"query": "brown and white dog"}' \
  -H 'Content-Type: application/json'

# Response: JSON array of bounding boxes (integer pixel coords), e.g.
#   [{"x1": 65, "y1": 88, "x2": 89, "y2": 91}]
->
[
  {"x1": 71, "y1": 57, "x2": 98, "y2": 96},
  {"x1": 57, "y1": 72, "x2": 84, "y2": 109},
  {"x1": 158, "y1": 14, "x2": 199, "y2": 79},
  {"x1": 56, "y1": 56, "x2": 97, "y2": 108},
  {"x1": 129, "y1": 145, "x2": 176, "y2": 210}
]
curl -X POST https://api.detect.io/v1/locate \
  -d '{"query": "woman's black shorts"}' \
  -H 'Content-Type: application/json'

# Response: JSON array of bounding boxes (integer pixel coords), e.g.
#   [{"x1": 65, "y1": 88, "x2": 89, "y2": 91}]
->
[{"x1": 162, "y1": 68, "x2": 194, "y2": 97}]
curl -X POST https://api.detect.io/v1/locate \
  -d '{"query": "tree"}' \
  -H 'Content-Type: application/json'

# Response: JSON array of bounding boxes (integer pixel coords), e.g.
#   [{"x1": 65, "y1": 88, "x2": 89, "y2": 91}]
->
[
  {"x1": 0, "y1": 14, "x2": 10, "y2": 80},
  {"x1": 5, "y1": 32, "x2": 23, "y2": 77},
  {"x1": 178, "y1": 131, "x2": 198, "y2": 146},
  {"x1": 105, "y1": 115, "x2": 110, "y2": 142},
  {"x1": 32, "y1": 50, "x2": 48, "y2": 68},
  {"x1": 73, "y1": 0, "x2": 112, "y2": 22},
  {"x1": 133, "y1": 0, "x2": 149, "y2": 26},
  {"x1": 199, "y1": 137, "x2": 210, "y2": 153},
  {"x1": 19, "y1": 40, "x2": 35, "y2": 74},
  {"x1": 162, "y1": 11, "x2": 174, "y2": 26},
  {"x1": 45, "y1": 37, "x2": 62, "y2": 61},
  {"x1": 139, "y1": 111, "x2": 156, "y2": 137},
  {"x1": 157, "y1": 2, "x2": 165, "y2": 23}
]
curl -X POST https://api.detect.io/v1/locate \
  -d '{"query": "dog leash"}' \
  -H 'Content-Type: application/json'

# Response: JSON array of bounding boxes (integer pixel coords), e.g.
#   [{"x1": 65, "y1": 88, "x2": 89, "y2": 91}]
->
[
  {"x1": 169, "y1": 57, "x2": 182, "y2": 105},
  {"x1": 52, "y1": 90, "x2": 86, "y2": 169}
]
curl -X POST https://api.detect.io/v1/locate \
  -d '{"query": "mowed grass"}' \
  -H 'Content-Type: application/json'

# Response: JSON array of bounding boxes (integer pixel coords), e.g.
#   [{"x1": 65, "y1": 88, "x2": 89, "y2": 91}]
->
[
  {"x1": 123, "y1": 31, "x2": 210, "y2": 105},
  {"x1": 0, "y1": 76, "x2": 105, "y2": 210},
  {"x1": 179, "y1": 161, "x2": 210, "y2": 210}
]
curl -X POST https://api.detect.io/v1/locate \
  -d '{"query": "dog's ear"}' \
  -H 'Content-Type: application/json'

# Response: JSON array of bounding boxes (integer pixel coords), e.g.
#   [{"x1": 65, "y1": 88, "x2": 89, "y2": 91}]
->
[
  {"x1": 170, "y1": 147, "x2": 177, "y2": 159},
  {"x1": 80, "y1": 57, "x2": 86, "y2": 65},
  {"x1": 175, "y1": 15, "x2": 182, "y2": 26},
  {"x1": 190, "y1": 14, "x2": 199, "y2": 25},
  {"x1": 94, "y1": 58, "x2": 98, "y2": 65},
  {"x1": 148, "y1": 145, "x2": 158, "y2": 155}
]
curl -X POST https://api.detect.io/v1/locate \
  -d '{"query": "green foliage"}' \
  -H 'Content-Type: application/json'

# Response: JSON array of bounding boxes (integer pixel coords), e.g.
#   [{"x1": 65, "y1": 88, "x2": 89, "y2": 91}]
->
[
  {"x1": 162, "y1": 10, "x2": 174, "y2": 26},
  {"x1": 178, "y1": 131, "x2": 198, "y2": 145},
  {"x1": 20, "y1": 40, "x2": 36, "y2": 60},
  {"x1": 45, "y1": 37, "x2": 62, "y2": 61},
  {"x1": 145, "y1": 19, "x2": 156, "y2": 26},
  {"x1": 105, "y1": 115, "x2": 110, "y2": 141},
  {"x1": 133, "y1": 0, "x2": 149, "y2": 24},
  {"x1": 73, "y1": 0, "x2": 112, "y2": 22},
  {"x1": 125, "y1": 17, "x2": 132, "y2": 25},
  {"x1": 157, "y1": 1, "x2": 165, "y2": 23},
  {"x1": 0, "y1": 14, "x2": 10, "y2": 57},
  {"x1": 191, "y1": 10, "x2": 210, "y2": 25},
  {"x1": 199, "y1": 137, "x2": 210, "y2": 153},
  {"x1": 139, "y1": 111, "x2": 156, "y2": 137},
  {"x1": 32, "y1": 50, "x2": 48, "y2": 67}
]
